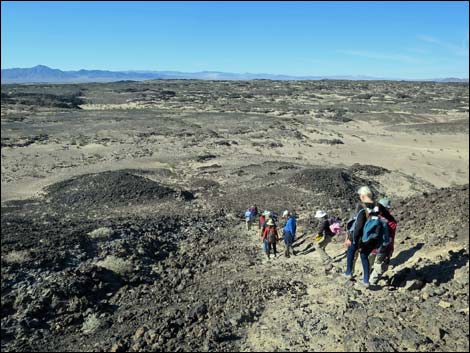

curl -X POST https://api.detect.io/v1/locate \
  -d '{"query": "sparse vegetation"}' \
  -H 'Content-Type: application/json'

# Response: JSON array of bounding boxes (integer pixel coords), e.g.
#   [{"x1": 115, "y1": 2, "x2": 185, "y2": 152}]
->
[
  {"x1": 87, "y1": 227, "x2": 114, "y2": 239},
  {"x1": 95, "y1": 256, "x2": 134, "y2": 276},
  {"x1": 3, "y1": 250, "x2": 31, "y2": 264}
]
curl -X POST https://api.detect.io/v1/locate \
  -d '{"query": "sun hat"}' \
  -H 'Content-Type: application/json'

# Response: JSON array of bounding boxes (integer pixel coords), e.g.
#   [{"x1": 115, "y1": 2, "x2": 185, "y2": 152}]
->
[
  {"x1": 314, "y1": 210, "x2": 327, "y2": 218},
  {"x1": 282, "y1": 210, "x2": 290, "y2": 218},
  {"x1": 378, "y1": 197, "x2": 391, "y2": 209},
  {"x1": 267, "y1": 219, "x2": 275, "y2": 226}
]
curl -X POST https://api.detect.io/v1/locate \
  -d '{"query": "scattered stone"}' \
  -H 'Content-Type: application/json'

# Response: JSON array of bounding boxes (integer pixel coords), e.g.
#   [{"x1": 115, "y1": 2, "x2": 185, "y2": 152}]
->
[
  {"x1": 438, "y1": 301, "x2": 452, "y2": 309},
  {"x1": 405, "y1": 279, "x2": 426, "y2": 291},
  {"x1": 133, "y1": 326, "x2": 148, "y2": 340},
  {"x1": 188, "y1": 303, "x2": 208, "y2": 321}
]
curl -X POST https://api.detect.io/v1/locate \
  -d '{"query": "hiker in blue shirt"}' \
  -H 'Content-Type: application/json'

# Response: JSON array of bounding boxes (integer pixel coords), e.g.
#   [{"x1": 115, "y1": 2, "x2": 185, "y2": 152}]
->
[
  {"x1": 282, "y1": 210, "x2": 296, "y2": 258},
  {"x1": 245, "y1": 209, "x2": 254, "y2": 231}
]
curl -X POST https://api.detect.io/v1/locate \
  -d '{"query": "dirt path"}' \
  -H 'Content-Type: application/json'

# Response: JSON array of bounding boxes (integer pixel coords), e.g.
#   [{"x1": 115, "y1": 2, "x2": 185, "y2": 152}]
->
[{"x1": 237, "y1": 221, "x2": 352, "y2": 351}]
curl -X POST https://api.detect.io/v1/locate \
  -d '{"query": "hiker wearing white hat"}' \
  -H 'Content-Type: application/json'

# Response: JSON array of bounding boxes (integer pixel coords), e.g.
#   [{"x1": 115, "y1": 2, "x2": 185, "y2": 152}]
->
[{"x1": 314, "y1": 210, "x2": 335, "y2": 263}]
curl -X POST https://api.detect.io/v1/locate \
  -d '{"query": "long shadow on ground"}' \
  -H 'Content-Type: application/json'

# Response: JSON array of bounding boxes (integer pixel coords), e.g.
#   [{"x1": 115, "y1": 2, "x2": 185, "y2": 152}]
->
[
  {"x1": 391, "y1": 249, "x2": 469, "y2": 286},
  {"x1": 390, "y1": 242, "x2": 424, "y2": 267}
]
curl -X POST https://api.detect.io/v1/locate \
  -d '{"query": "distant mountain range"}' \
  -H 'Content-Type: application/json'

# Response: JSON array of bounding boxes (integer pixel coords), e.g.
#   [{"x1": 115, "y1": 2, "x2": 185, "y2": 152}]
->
[{"x1": 1, "y1": 65, "x2": 469, "y2": 84}]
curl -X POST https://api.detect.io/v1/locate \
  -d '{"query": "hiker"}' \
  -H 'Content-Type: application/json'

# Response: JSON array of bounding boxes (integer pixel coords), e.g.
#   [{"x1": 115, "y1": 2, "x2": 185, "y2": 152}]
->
[
  {"x1": 369, "y1": 197, "x2": 397, "y2": 286},
  {"x1": 314, "y1": 210, "x2": 335, "y2": 263},
  {"x1": 245, "y1": 208, "x2": 254, "y2": 231},
  {"x1": 262, "y1": 219, "x2": 279, "y2": 258},
  {"x1": 260, "y1": 210, "x2": 271, "y2": 253},
  {"x1": 249, "y1": 204, "x2": 259, "y2": 218},
  {"x1": 259, "y1": 210, "x2": 267, "y2": 237},
  {"x1": 282, "y1": 210, "x2": 296, "y2": 258},
  {"x1": 344, "y1": 186, "x2": 379, "y2": 287}
]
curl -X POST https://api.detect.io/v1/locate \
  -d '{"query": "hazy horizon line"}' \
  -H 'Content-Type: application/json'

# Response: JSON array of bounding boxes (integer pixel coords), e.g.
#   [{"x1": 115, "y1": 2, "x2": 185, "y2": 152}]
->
[{"x1": 2, "y1": 64, "x2": 469, "y2": 81}]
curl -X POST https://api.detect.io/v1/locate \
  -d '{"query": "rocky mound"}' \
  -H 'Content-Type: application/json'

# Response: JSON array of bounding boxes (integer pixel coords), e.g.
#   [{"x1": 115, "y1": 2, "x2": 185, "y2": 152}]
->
[
  {"x1": 290, "y1": 166, "x2": 381, "y2": 212},
  {"x1": 349, "y1": 163, "x2": 390, "y2": 176},
  {"x1": 45, "y1": 170, "x2": 193, "y2": 209},
  {"x1": 396, "y1": 184, "x2": 469, "y2": 246}
]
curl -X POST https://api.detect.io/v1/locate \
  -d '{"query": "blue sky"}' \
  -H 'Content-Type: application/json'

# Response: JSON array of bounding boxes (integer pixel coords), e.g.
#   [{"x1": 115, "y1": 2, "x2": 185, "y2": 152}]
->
[{"x1": 1, "y1": 1, "x2": 469, "y2": 79}]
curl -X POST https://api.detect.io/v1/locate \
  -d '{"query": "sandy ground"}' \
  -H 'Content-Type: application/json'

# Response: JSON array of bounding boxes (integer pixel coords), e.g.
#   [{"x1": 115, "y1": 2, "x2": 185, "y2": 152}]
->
[{"x1": 1, "y1": 110, "x2": 468, "y2": 202}]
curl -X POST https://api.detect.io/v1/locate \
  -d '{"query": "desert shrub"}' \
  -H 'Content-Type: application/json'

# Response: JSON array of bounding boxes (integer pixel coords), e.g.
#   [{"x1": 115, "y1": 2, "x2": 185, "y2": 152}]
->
[
  {"x1": 87, "y1": 227, "x2": 113, "y2": 239},
  {"x1": 3, "y1": 250, "x2": 31, "y2": 264},
  {"x1": 81, "y1": 314, "x2": 102, "y2": 334},
  {"x1": 96, "y1": 256, "x2": 134, "y2": 276}
]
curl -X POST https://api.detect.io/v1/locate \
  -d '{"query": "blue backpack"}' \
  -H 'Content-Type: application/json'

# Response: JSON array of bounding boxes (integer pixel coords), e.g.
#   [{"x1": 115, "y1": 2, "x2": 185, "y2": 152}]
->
[{"x1": 362, "y1": 216, "x2": 391, "y2": 248}]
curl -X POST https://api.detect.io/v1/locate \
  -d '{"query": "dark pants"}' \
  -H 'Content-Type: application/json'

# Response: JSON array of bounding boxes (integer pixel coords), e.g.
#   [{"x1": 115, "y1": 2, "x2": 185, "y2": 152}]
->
[
  {"x1": 345, "y1": 242, "x2": 359, "y2": 275},
  {"x1": 267, "y1": 241, "x2": 277, "y2": 258},
  {"x1": 359, "y1": 246, "x2": 374, "y2": 284},
  {"x1": 284, "y1": 232, "x2": 295, "y2": 257},
  {"x1": 346, "y1": 241, "x2": 374, "y2": 283}
]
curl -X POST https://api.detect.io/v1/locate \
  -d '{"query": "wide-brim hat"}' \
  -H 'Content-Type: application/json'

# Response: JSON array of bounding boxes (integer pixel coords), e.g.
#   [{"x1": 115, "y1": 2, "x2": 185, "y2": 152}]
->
[
  {"x1": 378, "y1": 197, "x2": 391, "y2": 209},
  {"x1": 314, "y1": 210, "x2": 327, "y2": 218}
]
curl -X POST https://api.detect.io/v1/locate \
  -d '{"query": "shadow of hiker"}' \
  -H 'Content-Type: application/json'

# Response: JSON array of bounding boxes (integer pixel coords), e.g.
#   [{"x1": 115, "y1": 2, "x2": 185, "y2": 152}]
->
[
  {"x1": 293, "y1": 238, "x2": 308, "y2": 248},
  {"x1": 333, "y1": 250, "x2": 347, "y2": 263},
  {"x1": 293, "y1": 232, "x2": 307, "y2": 243},
  {"x1": 299, "y1": 243, "x2": 316, "y2": 255},
  {"x1": 391, "y1": 249, "x2": 469, "y2": 286},
  {"x1": 390, "y1": 242, "x2": 424, "y2": 267}
]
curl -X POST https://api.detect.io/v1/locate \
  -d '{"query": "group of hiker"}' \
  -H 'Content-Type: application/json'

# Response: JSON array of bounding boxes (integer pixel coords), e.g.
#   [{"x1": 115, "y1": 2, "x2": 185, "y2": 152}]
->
[
  {"x1": 245, "y1": 206, "x2": 298, "y2": 258},
  {"x1": 244, "y1": 185, "x2": 397, "y2": 288}
]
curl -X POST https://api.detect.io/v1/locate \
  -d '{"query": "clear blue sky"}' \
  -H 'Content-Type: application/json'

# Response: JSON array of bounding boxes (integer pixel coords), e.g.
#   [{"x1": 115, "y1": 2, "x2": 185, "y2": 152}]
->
[{"x1": 2, "y1": 1, "x2": 469, "y2": 78}]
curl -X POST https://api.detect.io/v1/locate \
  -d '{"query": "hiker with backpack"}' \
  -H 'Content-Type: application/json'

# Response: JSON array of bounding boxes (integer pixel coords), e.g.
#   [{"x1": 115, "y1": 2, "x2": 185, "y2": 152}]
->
[
  {"x1": 262, "y1": 219, "x2": 279, "y2": 259},
  {"x1": 369, "y1": 197, "x2": 397, "y2": 286},
  {"x1": 249, "y1": 204, "x2": 259, "y2": 219},
  {"x1": 314, "y1": 210, "x2": 336, "y2": 264},
  {"x1": 282, "y1": 210, "x2": 296, "y2": 258},
  {"x1": 260, "y1": 210, "x2": 273, "y2": 253},
  {"x1": 259, "y1": 210, "x2": 267, "y2": 237},
  {"x1": 344, "y1": 186, "x2": 390, "y2": 287}
]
